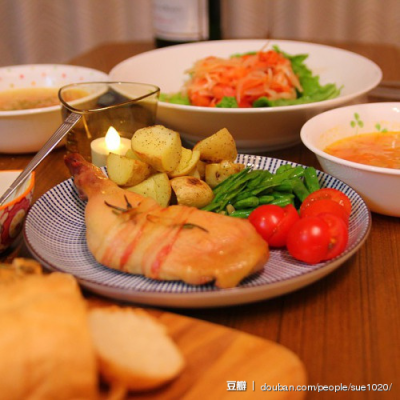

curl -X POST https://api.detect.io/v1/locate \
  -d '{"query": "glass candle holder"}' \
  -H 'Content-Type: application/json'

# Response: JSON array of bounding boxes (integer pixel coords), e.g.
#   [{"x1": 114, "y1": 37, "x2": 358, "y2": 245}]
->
[{"x1": 58, "y1": 81, "x2": 160, "y2": 166}]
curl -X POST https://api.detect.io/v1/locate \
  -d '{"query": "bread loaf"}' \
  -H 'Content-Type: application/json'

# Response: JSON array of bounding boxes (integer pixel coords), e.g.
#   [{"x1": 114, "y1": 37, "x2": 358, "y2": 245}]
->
[
  {"x1": 0, "y1": 261, "x2": 185, "y2": 398},
  {"x1": 0, "y1": 272, "x2": 98, "y2": 400},
  {"x1": 0, "y1": 257, "x2": 42, "y2": 284},
  {"x1": 88, "y1": 306, "x2": 185, "y2": 392}
]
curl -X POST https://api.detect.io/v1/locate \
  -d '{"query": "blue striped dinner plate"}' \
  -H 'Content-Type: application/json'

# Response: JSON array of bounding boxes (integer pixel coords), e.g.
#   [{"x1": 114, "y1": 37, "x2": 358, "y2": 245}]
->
[{"x1": 24, "y1": 155, "x2": 371, "y2": 308}]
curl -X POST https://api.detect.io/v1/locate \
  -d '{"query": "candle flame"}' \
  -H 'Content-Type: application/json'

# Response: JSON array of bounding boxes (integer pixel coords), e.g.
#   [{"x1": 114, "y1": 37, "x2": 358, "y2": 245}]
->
[{"x1": 105, "y1": 127, "x2": 121, "y2": 151}]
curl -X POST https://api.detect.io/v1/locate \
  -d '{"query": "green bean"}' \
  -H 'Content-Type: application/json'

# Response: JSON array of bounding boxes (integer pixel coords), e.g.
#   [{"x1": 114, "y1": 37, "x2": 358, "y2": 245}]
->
[
  {"x1": 216, "y1": 180, "x2": 254, "y2": 210},
  {"x1": 213, "y1": 169, "x2": 256, "y2": 203},
  {"x1": 233, "y1": 196, "x2": 259, "y2": 209},
  {"x1": 304, "y1": 166, "x2": 320, "y2": 193},
  {"x1": 204, "y1": 163, "x2": 320, "y2": 218},
  {"x1": 238, "y1": 170, "x2": 267, "y2": 192},
  {"x1": 272, "y1": 191, "x2": 295, "y2": 200},
  {"x1": 213, "y1": 168, "x2": 273, "y2": 211},
  {"x1": 251, "y1": 166, "x2": 305, "y2": 196},
  {"x1": 233, "y1": 190, "x2": 256, "y2": 202},
  {"x1": 270, "y1": 197, "x2": 294, "y2": 207},
  {"x1": 229, "y1": 209, "x2": 256, "y2": 218},
  {"x1": 212, "y1": 167, "x2": 250, "y2": 195},
  {"x1": 256, "y1": 166, "x2": 299, "y2": 187},
  {"x1": 212, "y1": 179, "x2": 245, "y2": 205},
  {"x1": 288, "y1": 166, "x2": 306, "y2": 180},
  {"x1": 216, "y1": 190, "x2": 246, "y2": 212},
  {"x1": 274, "y1": 180, "x2": 293, "y2": 192},
  {"x1": 229, "y1": 181, "x2": 273, "y2": 206},
  {"x1": 259, "y1": 195, "x2": 274, "y2": 204},
  {"x1": 291, "y1": 178, "x2": 310, "y2": 203},
  {"x1": 201, "y1": 201, "x2": 224, "y2": 212},
  {"x1": 250, "y1": 187, "x2": 273, "y2": 198},
  {"x1": 246, "y1": 170, "x2": 273, "y2": 189},
  {"x1": 276, "y1": 164, "x2": 293, "y2": 174}
]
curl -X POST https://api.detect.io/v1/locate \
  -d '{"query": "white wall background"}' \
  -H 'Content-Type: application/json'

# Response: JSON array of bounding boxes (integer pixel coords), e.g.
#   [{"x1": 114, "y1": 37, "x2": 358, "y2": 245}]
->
[{"x1": 0, "y1": 0, "x2": 399, "y2": 67}]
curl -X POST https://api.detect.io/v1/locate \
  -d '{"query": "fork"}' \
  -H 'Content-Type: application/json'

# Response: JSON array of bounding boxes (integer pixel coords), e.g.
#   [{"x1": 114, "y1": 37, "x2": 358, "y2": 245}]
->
[{"x1": 0, "y1": 112, "x2": 81, "y2": 206}]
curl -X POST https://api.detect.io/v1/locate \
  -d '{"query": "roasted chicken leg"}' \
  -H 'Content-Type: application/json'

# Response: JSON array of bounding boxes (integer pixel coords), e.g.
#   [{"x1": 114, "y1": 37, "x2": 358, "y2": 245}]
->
[{"x1": 65, "y1": 153, "x2": 269, "y2": 288}]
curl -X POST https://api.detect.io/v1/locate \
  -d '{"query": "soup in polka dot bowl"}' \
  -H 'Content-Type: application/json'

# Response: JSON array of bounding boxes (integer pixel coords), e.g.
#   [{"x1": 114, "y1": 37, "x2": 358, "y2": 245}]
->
[{"x1": 0, "y1": 64, "x2": 108, "y2": 154}]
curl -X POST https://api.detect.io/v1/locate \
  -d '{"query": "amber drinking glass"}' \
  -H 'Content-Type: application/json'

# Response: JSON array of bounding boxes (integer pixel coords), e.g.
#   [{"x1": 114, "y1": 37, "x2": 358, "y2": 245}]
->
[{"x1": 58, "y1": 82, "x2": 160, "y2": 165}]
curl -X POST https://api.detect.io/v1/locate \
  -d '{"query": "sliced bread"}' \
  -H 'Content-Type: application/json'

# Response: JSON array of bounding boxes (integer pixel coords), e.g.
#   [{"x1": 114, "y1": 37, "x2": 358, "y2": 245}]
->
[{"x1": 88, "y1": 306, "x2": 184, "y2": 392}]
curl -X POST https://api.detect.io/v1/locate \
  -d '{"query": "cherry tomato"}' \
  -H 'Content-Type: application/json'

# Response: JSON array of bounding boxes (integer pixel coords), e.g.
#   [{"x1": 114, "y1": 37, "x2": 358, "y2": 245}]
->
[
  {"x1": 189, "y1": 93, "x2": 212, "y2": 107},
  {"x1": 286, "y1": 216, "x2": 331, "y2": 264},
  {"x1": 286, "y1": 213, "x2": 349, "y2": 264},
  {"x1": 300, "y1": 198, "x2": 350, "y2": 225},
  {"x1": 318, "y1": 213, "x2": 349, "y2": 260},
  {"x1": 248, "y1": 204, "x2": 300, "y2": 248},
  {"x1": 300, "y1": 188, "x2": 352, "y2": 219}
]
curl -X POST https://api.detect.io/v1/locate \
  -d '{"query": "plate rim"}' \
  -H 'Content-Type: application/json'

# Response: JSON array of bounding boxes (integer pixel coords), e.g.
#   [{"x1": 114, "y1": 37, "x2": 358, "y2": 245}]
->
[{"x1": 25, "y1": 237, "x2": 369, "y2": 309}]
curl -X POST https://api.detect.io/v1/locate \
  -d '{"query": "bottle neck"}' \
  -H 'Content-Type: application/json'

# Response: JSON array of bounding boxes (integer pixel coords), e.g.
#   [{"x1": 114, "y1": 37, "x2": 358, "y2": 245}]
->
[{"x1": 208, "y1": 0, "x2": 221, "y2": 40}]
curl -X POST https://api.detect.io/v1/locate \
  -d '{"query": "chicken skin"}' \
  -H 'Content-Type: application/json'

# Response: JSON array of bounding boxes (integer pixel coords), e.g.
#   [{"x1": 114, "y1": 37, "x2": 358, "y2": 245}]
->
[{"x1": 65, "y1": 153, "x2": 269, "y2": 288}]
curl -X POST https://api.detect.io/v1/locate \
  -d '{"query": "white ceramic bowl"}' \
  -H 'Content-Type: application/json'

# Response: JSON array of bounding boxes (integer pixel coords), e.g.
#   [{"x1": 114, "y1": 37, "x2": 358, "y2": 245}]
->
[
  {"x1": 0, "y1": 64, "x2": 109, "y2": 154},
  {"x1": 300, "y1": 102, "x2": 400, "y2": 217},
  {"x1": 110, "y1": 40, "x2": 382, "y2": 152},
  {"x1": 0, "y1": 170, "x2": 35, "y2": 252}
]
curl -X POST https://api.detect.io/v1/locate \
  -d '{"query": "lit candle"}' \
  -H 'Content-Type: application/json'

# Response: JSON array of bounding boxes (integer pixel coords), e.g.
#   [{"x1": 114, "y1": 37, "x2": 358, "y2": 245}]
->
[{"x1": 90, "y1": 126, "x2": 131, "y2": 167}]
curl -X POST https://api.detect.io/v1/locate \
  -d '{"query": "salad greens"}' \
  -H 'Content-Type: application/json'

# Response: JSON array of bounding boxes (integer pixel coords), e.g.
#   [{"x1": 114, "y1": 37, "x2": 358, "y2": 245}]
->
[
  {"x1": 159, "y1": 92, "x2": 190, "y2": 105},
  {"x1": 216, "y1": 96, "x2": 238, "y2": 108}
]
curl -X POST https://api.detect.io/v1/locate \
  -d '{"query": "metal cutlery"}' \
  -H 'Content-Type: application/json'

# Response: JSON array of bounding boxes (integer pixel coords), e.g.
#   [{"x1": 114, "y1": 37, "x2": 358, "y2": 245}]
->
[{"x1": 0, "y1": 112, "x2": 81, "y2": 206}]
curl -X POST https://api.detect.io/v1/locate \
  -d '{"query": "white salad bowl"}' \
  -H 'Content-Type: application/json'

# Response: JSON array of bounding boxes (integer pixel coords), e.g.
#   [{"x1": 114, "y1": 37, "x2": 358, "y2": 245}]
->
[
  {"x1": 0, "y1": 64, "x2": 109, "y2": 154},
  {"x1": 300, "y1": 102, "x2": 400, "y2": 217},
  {"x1": 110, "y1": 39, "x2": 382, "y2": 152}
]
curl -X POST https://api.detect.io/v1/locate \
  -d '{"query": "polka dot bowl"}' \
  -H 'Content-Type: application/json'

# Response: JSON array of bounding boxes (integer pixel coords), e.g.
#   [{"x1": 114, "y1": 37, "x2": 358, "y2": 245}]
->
[
  {"x1": 0, "y1": 170, "x2": 35, "y2": 253},
  {"x1": 0, "y1": 64, "x2": 108, "y2": 154}
]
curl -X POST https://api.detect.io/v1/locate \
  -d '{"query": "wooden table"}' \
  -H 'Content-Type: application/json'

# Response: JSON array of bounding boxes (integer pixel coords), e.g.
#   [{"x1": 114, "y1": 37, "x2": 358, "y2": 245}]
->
[{"x1": 1, "y1": 41, "x2": 399, "y2": 399}]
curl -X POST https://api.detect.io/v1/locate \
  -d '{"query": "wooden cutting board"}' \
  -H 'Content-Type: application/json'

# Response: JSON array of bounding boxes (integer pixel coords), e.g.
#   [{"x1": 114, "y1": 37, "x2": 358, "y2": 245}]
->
[
  {"x1": 145, "y1": 310, "x2": 307, "y2": 399},
  {"x1": 0, "y1": 262, "x2": 306, "y2": 399},
  {"x1": 91, "y1": 299, "x2": 307, "y2": 400}
]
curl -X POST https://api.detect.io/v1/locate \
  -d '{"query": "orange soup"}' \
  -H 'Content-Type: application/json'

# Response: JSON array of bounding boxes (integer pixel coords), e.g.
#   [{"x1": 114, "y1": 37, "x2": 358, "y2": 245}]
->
[
  {"x1": 324, "y1": 131, "x2": 400, "y2": 169},
  {"x1": 0, "y1": 87, "x2": 88, "y2": 111}
]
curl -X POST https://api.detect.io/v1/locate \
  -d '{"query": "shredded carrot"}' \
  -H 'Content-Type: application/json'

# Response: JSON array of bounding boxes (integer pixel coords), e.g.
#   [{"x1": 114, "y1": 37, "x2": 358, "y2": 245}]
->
[{"x1": 183, "y1": 50, "x2": 303, "y2": 108}]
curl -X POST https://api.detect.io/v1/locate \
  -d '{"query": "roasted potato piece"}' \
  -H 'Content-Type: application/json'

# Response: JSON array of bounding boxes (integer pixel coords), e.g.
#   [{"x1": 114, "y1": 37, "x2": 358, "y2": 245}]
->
[
  {"x1": 151, "y1": 172, "x2": 172, "y2": 207},
  {"x1": 170, "y1": 176, "x2": 214, "y2": 208},
  {"x1": 187, "y1": 166, "x2": 201, "y2": 179},
  {"x1": 107, "y1": 153, "x2": 152, "y2": 187},
  {"x1": 186, "y1": 160, "x2": 206, "y2": 180},
  {"x1": 125, "y1": 148, "x2": 142, "y2": 161},
  {"x1": 127, "y1": 173, "x2": 171, "y2": 207},
  {"x1": 126, "y1": 176, "x2": 157, "y2": 202},
  {"x1": 195, "y1": 160, "x2": 206, "y2": 180},
  {"x1": 131, "y1": 125, "x2": 182, "y2": 172},
  {"x1": 193, "y1": 128, "x2": 237, "y2": 163},
  {"x1": 205, "y1": 161, "x2": 246, "y2": 188},
  {"x1": 168, "y1": 148, "x2": 201, "y2": 178}
]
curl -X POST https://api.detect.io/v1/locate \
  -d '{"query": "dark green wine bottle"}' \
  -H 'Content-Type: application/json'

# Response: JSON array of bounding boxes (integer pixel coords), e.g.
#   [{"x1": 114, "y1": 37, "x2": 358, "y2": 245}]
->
[{"x1": 152, "y1": 0, "x2": 221, "y2": 48}]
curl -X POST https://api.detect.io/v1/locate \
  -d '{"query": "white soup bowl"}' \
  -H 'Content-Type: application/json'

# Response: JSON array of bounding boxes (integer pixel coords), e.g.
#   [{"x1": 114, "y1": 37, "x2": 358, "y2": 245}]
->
[{"x1": 301, "y1": 102, "x2": 400, "y2": 217}]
